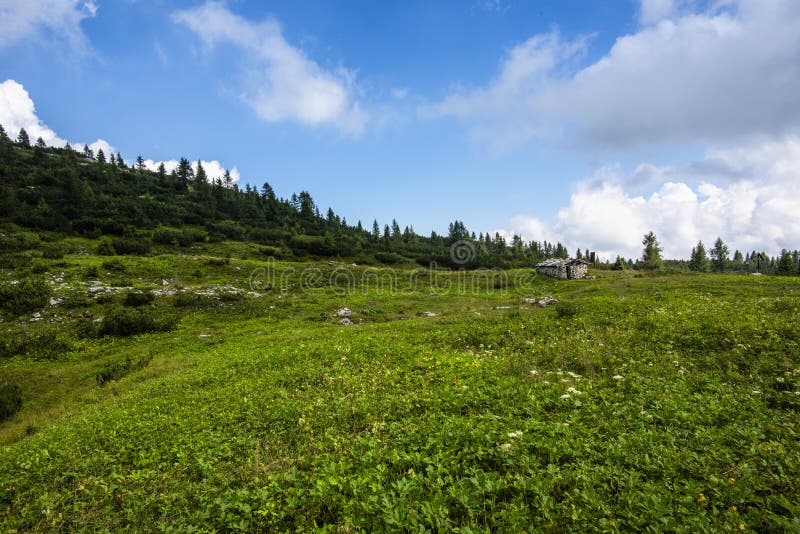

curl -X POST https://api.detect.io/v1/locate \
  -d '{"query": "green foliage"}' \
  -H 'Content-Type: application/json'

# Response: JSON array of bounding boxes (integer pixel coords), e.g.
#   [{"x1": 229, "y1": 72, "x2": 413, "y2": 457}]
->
[
  {"x1": 710, "y1": 237, "x2": 729, "y2": 272},
  {"x1": 0, "y1": 384, "x2": 22, "y2": 421},
  {"x1": 0, "y1": 331, "x2": 72, "y2": 360},
  {"x1": 123, "y1": 291, "x2": 155, "y2": 307},
  {"x1": 101, "y1": 258, "x2": 126, "y2": 272},
  {"x1": 41, "y1": 243, "x2": 66, "y2": 259},
  {"x1": 0, "y1": 277, "x2": 51, "y2": 315},
  {"x1": 96, "y1": 238, "x2": 116, "y2": 256},
  {"x1": 152, "y1": 227, "x2": 207, "y2": 247},
  {"x1": 640, "y1": 231, "x2": 663, "y2": 270},
  {"x1": 96, "y1": 355, "x2": 152, "y2": 385},
  {"x1": 689, "y1": 240, "x2": 710, "y2": 272},
  {"x1": 554, "y1": 300, "x2": 579, "y2": 318},
  {"x1": 96, "y1": 308, "x2": 176, "y2": 337},
  {"x1": 110, "y1": 237, "x2": 152, "y2": 255},
  {"x1": 0, "y1": 231, "x2": 40, "y2": 253}
]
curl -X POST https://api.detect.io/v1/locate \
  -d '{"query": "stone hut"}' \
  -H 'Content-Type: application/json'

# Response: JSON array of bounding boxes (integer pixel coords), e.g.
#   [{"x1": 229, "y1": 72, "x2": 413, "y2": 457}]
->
[{"x1": 535, "y1": 258, "x2": 589, "y2": 280}]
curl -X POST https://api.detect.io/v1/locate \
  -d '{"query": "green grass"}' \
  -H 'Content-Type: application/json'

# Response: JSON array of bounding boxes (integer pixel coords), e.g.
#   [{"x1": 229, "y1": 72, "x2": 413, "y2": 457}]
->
[{"x1": 1, "y1": 253, "x2": 799, "y2": 531}]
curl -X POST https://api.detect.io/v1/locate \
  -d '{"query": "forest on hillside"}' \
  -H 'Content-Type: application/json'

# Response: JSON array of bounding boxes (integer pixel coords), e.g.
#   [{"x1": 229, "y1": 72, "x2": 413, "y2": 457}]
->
[{"x1": 1, "y1": 124, "x2": 798, "y2": 274}]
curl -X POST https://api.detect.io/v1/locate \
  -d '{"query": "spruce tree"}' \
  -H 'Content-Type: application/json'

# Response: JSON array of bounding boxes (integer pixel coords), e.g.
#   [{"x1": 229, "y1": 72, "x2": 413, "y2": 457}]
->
[
  {"x1": 640, "y1": 231, "x2": 663, "y2": 270},
  {"x1": 17, "y1": 128, "x2": 30, "y2": 148},
  {"x1": 688, "y1": 240, "x2": 709, "y2": 272},
  {"x1": 710, "y1": 237, "x2": 729, "y2": 272}
]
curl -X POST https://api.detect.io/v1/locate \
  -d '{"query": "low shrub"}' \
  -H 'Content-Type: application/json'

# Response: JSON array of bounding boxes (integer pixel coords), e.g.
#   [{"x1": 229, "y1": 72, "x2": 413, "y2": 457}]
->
[
  {"x1": 153, "y1": 227, "x2": 207, "y2": 247},
  {"x1": 41, "y1": 244, "x2": 66, "y2": 259},
  {"x1": 97, "y1": 308, "x2": 176, "y2": 337},
  {"x1": 374, "y1": 252, "x2": 407, "y2": 265},
  {"x1": 0, "y1": 331, "x2": 73, "y2": 360},
  {"x1": 0, "y1": 277, "x2": 51, "y2": 315},
  {"x1": 0, "y1": 384, "x2": 22, "y2": 421},
  {"x1": 124, "y1": 291, "x2": 155, "y2": 307},
  {"x1": 96, "y1": 354, "x2": 153, "y2": 385},
  {"x1": 101, "y1": 258, "x2": 126, "y2": 272},
  {"x1": 555, "y1": 301, "x2": 580, "y2": 319},
  {"x1": 111, "y1": 237, "x2": 152, "y2": 255},
  {"x1": 96, "y1": 238, "x2": 116, "y2": 255}
]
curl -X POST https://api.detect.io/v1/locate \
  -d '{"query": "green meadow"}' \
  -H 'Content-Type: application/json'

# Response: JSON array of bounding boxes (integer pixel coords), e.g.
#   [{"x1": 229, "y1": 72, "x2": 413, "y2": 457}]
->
[{"x1": 1, "y1": 245, "x2": 799, "y2": 532}]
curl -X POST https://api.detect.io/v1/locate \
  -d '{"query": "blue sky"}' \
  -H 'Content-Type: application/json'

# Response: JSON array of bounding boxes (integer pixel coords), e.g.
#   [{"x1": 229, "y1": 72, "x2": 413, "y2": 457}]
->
[{"x1": 1, "y1": 0, "x2": 799, "y2": 259}]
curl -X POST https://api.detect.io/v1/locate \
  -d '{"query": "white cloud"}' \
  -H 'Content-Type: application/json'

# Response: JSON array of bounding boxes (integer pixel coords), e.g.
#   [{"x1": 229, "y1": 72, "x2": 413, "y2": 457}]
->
[
  {"x1": 173, "y1": 2, "x2": 366, "y2": 134},
  {"x1": 427, "y1": 0, "x2": 800, "y2": 151},
  {"x1": 502, "y1": 136, "x2": 800, "y2": 259},
  {"x1": 0, "y1": 79, "x2": 112, "y2": 152},
  {"x1": 0, "y1": 0, "x2": 97, "y2": 53},
  {"x1": 0, "y1": 78, "x2": 239, "y2": 185},
  {"x1": 143, "y1": 159, "x2": 240, "y2": 185}
]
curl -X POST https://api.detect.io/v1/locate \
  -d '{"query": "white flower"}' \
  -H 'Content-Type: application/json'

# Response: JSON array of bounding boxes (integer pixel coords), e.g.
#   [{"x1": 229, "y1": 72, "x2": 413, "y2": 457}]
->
[
  {"x1": 529, "y1": 369, "x2": 538, "y2": 375},
  {"x1": 567, "y1": 371, "x2": 581, "y2": 379},
  {"x1": 507, "y1": 431, "x2": 523, "y2": 439},
  {"x1": 776, "y1": 377, "x2": 785, "y2": 383},
  {"x1": 560, "y1": 394, "x2": 571, "y2": 400},
  {"x1": 567, "y1": 387, "x2": 582, "y2": 395},
  {"x1": 751, "y1": 390, "x2": 762, "y2": 395},
  {"x1": 612, "y1": 375, "x2": 623, "y2": 380},
  {"x1": 499, "y1": 443, "x2": 512, "y2": 452}
]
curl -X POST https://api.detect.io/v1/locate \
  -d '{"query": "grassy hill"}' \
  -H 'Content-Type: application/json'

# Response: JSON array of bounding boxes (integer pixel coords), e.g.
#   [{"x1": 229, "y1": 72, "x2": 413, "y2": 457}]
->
[{"x1": 1, "y1": 239, "x2": 799, "y2": 530}]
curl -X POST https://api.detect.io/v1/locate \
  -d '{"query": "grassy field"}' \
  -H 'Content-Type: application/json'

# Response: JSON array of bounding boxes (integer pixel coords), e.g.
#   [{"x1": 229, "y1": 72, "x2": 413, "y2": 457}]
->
[{"x1": 1, "y1": 248, "x2": 799, "y2": 531}]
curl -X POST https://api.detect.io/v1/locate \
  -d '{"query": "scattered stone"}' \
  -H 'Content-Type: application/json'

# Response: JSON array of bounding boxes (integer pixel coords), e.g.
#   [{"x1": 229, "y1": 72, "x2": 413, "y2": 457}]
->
[
  {"x1": 494, "y1": 306, "x2": 511, "y2": 309},
  {"x1": 162, "y1": 279, "x2": 170, "y2": 286},
  {"x1": 422, "y1": 311, "x2": 440, "y2": 317},
  {"x1": 524, "y1": 296, "x2": 558, "y2": 307},
  {"x1": 336, "y1": 308, "x2": 352, "y2": 318},
  {"x1": 30, "y1": 312, "x2": 42, "y2": 322},
  {"x1": 198, "y1": 334, "x2": 212, "y2": 338},
  {"x1": 339, "y1": 318, "x2": 355, "y2": 326},
  {"x1": 48, "y1": 298, "x2": 62, "y2": 306}
]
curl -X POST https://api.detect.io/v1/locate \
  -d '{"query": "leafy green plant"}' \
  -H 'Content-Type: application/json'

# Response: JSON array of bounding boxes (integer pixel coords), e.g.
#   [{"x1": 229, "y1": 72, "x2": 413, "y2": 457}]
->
[
  {"x1": 123, "y1": 290, "x2": 154, "y2": 307},
  {"x1": 96, "y1": 354, "x2": 153, "y2": 385},
  {"x1": 96, "y1": 308, "x2": 176, "y2": 337},
  {"x1": 0, "y1": 384, "x2": 22, "y2": 421},
  {"x1": 0, "y1": 277, "x2": 51, "y2": 315}
]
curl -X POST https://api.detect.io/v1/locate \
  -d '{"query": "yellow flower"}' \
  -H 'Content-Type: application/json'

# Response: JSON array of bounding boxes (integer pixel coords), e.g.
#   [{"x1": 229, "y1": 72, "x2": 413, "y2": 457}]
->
[
  {"x1": 729, "y1": 477, "x2": 736, "y2": 485},
  {"x1": 698, "y1": 493, "x2": 706, "y2": 503},
  {"x1": 739, "y1": 523, "x2": 745, "y2": 530},
  {"x1": 731, "y1": 505, "x2": 737, "y2": 512}
]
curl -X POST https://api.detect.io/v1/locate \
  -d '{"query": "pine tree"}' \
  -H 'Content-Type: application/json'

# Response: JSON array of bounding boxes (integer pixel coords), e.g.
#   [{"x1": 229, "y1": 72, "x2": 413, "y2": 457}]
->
[
  {"x1": 688, "y1": 240, "x2": 709, "y2": 272},
  {"x1": 710, "y1": 237, "x2": 729, "y2": 272},
  {"x1": 17, "y1": 128, "x2": 30, "y2": 148},
  {"x1": 83, "y1": 144, "x2": 93, "y2": 158},
  {"x1": 612, "y1": 256, "x2": 626, "y2": 270},
  {"x1": 640, "y1": 231, "x2": 663, "y2": 270},
  {"x1": 135, "y1": 155, "x2": 146, "y2": 171},
  {"x1": 777, "y1": 250, "x2": 796, "y2": 275},
  {"x1": 116, "y1": 153, "x2": 126, "y2": 169},
  {"x1": 96, "y1": 149, "x2": 106, "y2": 163},
  {"x1": 35, "y1": 137, "x2": 46, "y2": 149},
  {"x1": 0, "y1": 124, "x2": 7, "y2": 141}
]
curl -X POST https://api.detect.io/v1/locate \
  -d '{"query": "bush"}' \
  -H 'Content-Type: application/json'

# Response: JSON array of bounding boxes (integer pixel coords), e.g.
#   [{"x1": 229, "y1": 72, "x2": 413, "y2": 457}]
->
[
  {"x1": 0, "y1": 232, "x2": 40, "y2": 253},
  {"x1": 111, "y1": 237, "x2": 152, "y2": 255},
  {"x1": 101, "y1": 258, "x2": 126, "y2": 272},
  {"x1": 41, "y1": 244, "x2": 66, "y2": 259},
  {"x1": 173, "y1": 293, "x2": 200, "y2": 307},
  {"x1": 124, "y1": 291, "x2": 154, "y2": 307},
  {"x1": 31, "y1": 261, "x2": 49, "y2": 274},
  {"x1": 0, "y1": 331, "x2": 73, "y2": 360},
  {"x1": 205, "y1": 221, "x2": 245, "y2": 241},
  {"x1": 96, "y1": 238, "x2": 116, "y2": 256},
  {"x1": 0, "y1": 384, "x2": 22, "y2": 421},
  {"x1": 555, "y1": 301, "x2": 580, "y2": 319},
  {"x1": 153, "y1": 227, "x2": 207, "y2": 247},
  {"x1": 97, "y1": 308, "x2": 176, "y2": 337},
  {"x1": 374, "y1": 252, "x2": 406, "y2": 265},
  {"x1": 96, "y1": 354, "x2": 152, "y2": 385},
  {"x1": 0, "y1": 277, "x2": 51, "y2": 315}
]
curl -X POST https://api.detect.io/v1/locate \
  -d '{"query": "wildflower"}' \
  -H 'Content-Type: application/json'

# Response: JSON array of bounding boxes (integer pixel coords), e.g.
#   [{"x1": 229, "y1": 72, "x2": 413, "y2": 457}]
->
[
  {"x1": 567, "y1": 371, "x2": 581, "y2": 379},
  {"x1": 560, "y1": 394, "x2": 571, "y2": 400},
  {"x1": 776, "y1": 377, "x2": 785, "y2": 383},
  {"x1": 731, "y1": 505, "x2": 737, "y2": 511},
  {"x1": 698, "y1": 493, "x2": 706, "y2": 503},
  {"x1": 529, "y1": 369, "x2": 539, "y2": 375},
  {"x1": 739, "y1": 523, "x2": 744, "y2": 530},
  {"x1": 612, "y1": 375, "x2": 623, "y2": 380},
  {"x1": 507, "y1": 431, "x2": 523, "y2": 439},
  {"x1": 567, "y1": 387, "x2": 582, "y2": 395},
  {"x1": 499, "y1": 443, "x2": 512, "y2": 452},
  {"x1": 729, "y1": 478, "x2": 736, "y2": 485},
  {"x1": 751, "y1": 390, "x2": 762, "y2": 395}
]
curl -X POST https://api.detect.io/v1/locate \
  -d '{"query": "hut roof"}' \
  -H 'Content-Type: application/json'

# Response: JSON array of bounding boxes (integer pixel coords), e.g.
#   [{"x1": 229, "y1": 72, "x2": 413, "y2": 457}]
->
[{"x1": 536, "y1": 258, "x2": 588, "y2": 267}]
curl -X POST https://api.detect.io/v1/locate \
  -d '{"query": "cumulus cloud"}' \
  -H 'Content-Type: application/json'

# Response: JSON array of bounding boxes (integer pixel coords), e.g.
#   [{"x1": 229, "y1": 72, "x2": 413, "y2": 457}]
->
[
  {"x1": 0, "y1": 79, "x2": 112, "y2": 152},
  {"x1": 427, "y1": 0, "x2": 800, "y2": 151},
  {"x1": 173, "y1": 2, "x2": 366, "y2": 134},
  {"x1": 502, "y1": 136, "x2": 800, "y2": 259},
  {"x1": 0, "y1": 0, "x2": 97, "y2": 53},
  {"x1": 142, "y1": 159, "x2": 240, "y2": 184},
  {"x1": 0, "y1": 79, "x2": 239, "y2": 185}
]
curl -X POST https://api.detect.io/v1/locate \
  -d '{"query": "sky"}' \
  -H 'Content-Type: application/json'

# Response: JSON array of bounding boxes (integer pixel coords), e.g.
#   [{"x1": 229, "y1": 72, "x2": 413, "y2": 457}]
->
[{"x1": 0, "y1": 0, "x2": 799, "y2": 260}]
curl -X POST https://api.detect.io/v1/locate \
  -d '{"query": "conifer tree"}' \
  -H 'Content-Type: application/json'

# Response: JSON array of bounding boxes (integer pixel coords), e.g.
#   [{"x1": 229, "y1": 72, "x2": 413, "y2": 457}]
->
[{"x1": 17, "y1": 128, "x2": 30, "y2": 148}]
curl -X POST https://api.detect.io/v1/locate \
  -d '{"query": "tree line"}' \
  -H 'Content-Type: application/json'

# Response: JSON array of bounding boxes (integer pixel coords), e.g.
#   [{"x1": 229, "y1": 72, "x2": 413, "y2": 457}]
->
[{"x1": 0, "y1": 125, "x2": 583, "y2": 268}]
